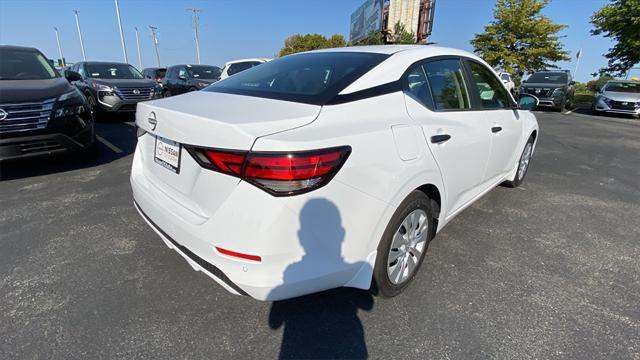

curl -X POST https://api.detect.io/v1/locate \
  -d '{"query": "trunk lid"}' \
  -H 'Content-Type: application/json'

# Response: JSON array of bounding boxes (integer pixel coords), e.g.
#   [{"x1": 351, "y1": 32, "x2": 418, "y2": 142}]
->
[{"x1": 133, "y1": 91, "x2": 320, "y2": 220}]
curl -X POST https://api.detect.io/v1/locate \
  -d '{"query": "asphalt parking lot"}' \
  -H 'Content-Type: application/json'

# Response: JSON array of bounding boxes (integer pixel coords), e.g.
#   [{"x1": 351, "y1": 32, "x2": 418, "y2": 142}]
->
[{"x1": 1, "y1": 110, "x2": 639, "y2": 359}]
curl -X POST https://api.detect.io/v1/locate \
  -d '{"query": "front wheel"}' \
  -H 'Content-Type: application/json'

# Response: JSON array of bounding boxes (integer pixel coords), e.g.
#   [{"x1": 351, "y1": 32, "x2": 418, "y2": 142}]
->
[
  {"x1": 503, "y1": 137, "x2": 534, "y2": 188},
  {"x1": 373, "y1": 191, "x2": 435, "y2": 298}
]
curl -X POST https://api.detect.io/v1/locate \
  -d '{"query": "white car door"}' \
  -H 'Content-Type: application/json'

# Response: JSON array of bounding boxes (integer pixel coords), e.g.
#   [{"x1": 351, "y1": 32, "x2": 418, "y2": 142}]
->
[
  {"x1": 465, "y1": 60, "x2": 523, "y2": 182},
  {"x1": 404, "y1": 58, "x2": 493, "y2": 216}
]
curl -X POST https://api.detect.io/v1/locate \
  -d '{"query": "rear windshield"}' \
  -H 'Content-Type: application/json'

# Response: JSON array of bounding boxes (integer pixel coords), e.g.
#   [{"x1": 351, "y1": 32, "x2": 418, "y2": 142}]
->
[
  {"x1": 86, "y1": 63, "x2": 144, "y2": 79},
  {"x1": 0, "y1": 48, "x2": 58, "y2": 80},
  {"x1": 154, "y1": 68, "x2": 166, "y2": 78},
  {"x1": 188, "y1": 65, "x2": 221, "y2": 80},
  {"x1": 526, "y1": 72, "x2": 568, "y2": 84},
  {"x1": 227, "y1": 61, "x2": 261, "y2": 76},
  {"x1": 205, "y1": 52, "x2": 389, "y2": 105},
  {"x1": 604, "y1": 82, "x2": 640, "y2": 93}
]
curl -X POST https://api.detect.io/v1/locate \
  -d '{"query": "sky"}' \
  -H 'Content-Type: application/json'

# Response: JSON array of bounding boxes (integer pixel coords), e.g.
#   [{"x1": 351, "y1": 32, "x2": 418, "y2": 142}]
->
[{"x1": 0, "y1": 0, "x2": 635, "y2": 82}]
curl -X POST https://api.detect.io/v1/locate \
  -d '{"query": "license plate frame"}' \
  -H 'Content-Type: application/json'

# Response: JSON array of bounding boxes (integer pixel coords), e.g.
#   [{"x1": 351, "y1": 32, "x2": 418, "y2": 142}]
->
[{"x1": 154, "y1": 136, "x2": 181, "y2": 174}]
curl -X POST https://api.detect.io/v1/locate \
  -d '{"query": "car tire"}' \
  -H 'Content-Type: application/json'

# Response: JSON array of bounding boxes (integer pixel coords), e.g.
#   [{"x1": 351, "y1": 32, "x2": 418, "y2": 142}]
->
[
  {"x1": 556, "y1": 99, "x2": 566, "y2": 112},
  {"x1": 163, "y1": 89, "x2": 172, "y2": 97},
  {"x1": 373, "y1": 190, "x2": 435, "y2": 298},
  {"x1": 503, "y1": 136, "x2": 534, "y2": 188},
  {"x1": 188, "y1": 87, "x2": 197, "y2": 92},
  {"x1": 86, "y1": 93, "x2": 101, "y2": 120}
]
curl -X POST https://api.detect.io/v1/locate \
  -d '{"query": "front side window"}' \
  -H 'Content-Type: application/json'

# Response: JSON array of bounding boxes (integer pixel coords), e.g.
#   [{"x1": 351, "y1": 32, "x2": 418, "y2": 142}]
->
[
  {"x1": 422, "y1": 59, "x2": 471, "y2": 110},
  {"x1": 468, "y1": 61, "x2": 511, "y2": 109},
  {"x1": 86, "y1": 63, "x2": 143, "y2": 79},
  {"x1": 206, "y1": 52, "x2": 388, "y2": 105},
  {"x1": 77, "y1": 64, "x2": 86, "y2": 77},
  {"x1": 178, "y1": 67, "x2": 188, "y2": 78},
  {"x1": 405, "y1": 64, "x2": 434, "y2": 110},
  {"x1": 0, "y1": 48, "x2": 58, "y2": 80}
]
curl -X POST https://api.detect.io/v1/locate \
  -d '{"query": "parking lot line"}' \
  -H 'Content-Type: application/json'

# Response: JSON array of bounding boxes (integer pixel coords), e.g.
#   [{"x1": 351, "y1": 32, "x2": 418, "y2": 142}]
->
[{"x1": 96, "y1": 135, "x2": 124, "y2": 153}]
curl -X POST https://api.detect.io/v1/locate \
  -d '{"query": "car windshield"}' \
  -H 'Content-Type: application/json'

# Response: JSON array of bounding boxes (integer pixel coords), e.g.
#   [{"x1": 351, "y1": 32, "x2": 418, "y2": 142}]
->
[
  {"x1": 0, "y1": 48, "x2": 58, "y2": 80},
  {"x1": 604, "y1": 82, "x2": 640, "y2": 93},
  {"x1": 205, "y1": 52, "x2": 388, "y2": 105},
  {"x1": 86, "y1": 63, "x2": 144, "y2": 79},
  {"x1": 188, "y1": 65, "x2": 221, "y2": 80},
  {"x1": 526, "y1": 72, "x2": 568, "y2": 84}
]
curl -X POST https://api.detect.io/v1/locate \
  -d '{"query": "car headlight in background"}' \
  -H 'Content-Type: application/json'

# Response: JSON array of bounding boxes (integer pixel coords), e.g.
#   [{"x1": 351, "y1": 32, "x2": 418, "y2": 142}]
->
[
  {"x1": 91, "y1": 82, "x2": 114, "y2": 92},
  {"x1": 551, "y1": 88, "x2": 566, "y2": 98},
  {"x1": 599, "y1": 96, "x2": 612, "y2": 106},
  {"x1": 54, "y1": 89, "x2": 88, "y2": 119},
  {"x1": 58, "y1": 88, "x2": 83, "y2": 102}
]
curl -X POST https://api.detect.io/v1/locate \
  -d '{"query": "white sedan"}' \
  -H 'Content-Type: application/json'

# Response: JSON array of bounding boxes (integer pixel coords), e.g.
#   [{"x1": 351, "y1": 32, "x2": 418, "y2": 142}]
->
[{"x1": 131, "y1": 45, "x2": 539, "y2": 301}]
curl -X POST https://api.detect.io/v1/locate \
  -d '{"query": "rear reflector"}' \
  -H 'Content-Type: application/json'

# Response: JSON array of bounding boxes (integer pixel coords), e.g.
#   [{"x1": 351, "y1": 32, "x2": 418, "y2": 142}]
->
[
  {"x1": 186, "y1": 146, "x2": 351, "y2": 196},
  {"x1": 215, "y1": 247, "x2": 261, "y2": 262}
]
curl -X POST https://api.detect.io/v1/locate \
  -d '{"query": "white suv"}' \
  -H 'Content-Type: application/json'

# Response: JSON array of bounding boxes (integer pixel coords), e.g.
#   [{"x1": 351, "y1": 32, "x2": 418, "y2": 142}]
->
[
  {"x1": 219, "y1": 58, "x2": 270, "y2": 80},
  {"x1": 131, "y1": 45, "x2": 539, "y2": 301}
]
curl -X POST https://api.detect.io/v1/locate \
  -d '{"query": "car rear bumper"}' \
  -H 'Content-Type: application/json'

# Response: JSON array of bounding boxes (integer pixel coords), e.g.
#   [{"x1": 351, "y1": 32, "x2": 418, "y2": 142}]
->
[
  {"x1": 0, "y1": 124, "x2": 95, "y2": 162},
  {"x1": 130, "y1": 141, "x2": 385, "y2": 300}
]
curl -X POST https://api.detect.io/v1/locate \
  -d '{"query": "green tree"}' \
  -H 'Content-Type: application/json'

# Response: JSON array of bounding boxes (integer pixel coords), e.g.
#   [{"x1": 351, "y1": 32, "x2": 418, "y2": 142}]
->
[
  {"x1": 391, "y1": 22, "x2": 416, "y2": 44},
  {"x1": 591, "y1": 0, "x2": 640, "y2": 77},
  {"x1": 586, "y1": 76, "x2": 614, "y2": 92},
  {"x1": 278, "y1": 33, "x2": 346, "y2": 57},
  {"x1": 470, "y1": 0, "x2": 570, "y2": 84}
]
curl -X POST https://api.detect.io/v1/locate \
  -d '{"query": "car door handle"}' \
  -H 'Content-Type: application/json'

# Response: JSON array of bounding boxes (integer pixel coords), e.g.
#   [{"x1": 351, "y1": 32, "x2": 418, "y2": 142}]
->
[
  {"x1": 491, "y1": 126, "x2": 503, "y2": 133},
  {"x1": 430, "y1": 134, "x2": 451, "y2": 144}
]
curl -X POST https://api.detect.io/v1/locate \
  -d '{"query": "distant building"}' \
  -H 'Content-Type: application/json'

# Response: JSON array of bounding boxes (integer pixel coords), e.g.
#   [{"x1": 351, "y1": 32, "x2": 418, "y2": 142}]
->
[{"x1": 350, "y1": 0, "x2": 436, "y2": 43}]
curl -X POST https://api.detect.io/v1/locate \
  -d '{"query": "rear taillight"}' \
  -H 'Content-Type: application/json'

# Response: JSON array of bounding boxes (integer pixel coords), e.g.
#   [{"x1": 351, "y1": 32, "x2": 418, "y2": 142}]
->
[{"x1": 186, "y1": 146, "x2": 351, "y2": 196}]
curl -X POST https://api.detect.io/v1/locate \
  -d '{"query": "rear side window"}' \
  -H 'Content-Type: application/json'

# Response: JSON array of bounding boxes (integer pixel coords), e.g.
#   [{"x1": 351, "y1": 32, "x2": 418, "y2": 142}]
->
[
  {"x1": 422, "y1": 59, "x2": 471, "y2": 110},
  {"x1": 206, "y1": 52, "x2": 389, "y2": 105},
  {"x1": 227, "y1": 61, "x2": 261, "y2": 76},
  {"x1": 155, "y1": 69, "x2": 166, "y2": 78},
  {"x1": 468, "y1": 61, "x2": 511, "y2": 109},
  {"x1": 405, "y1": 64, "x2": 434, "y2": 110}
]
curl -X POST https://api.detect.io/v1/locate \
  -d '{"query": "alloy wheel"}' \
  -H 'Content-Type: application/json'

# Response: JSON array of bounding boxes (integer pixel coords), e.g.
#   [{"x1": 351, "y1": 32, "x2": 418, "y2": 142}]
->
[{"x1": 387, "y1": 209, "x2": 428, "y2": 285}]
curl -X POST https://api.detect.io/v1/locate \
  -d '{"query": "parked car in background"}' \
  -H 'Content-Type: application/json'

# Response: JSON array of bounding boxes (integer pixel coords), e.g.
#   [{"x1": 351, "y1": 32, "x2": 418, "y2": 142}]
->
[
  {"x1": 162, "y1": 64, "x2": 222, "y2": 97},
  {"x1": 498, "y1": 71, "x2": 515, "y2": 95},
  {"x1": 68, "y1": 61, "x2": 161, "y2": 115},
  {"x1": 142, "y1": 67, "x2": 167, "y2": 86},
  {"x1": 0, "y1": 45, "x2": 95, "y2": 162},
  {"x1": 131, "y1": 45, "x2": 539, "y2": 301},
  {"x1": 219, "y1": 58, "x2": 270, "y2": 80},
  {"x1": 520, "y1": 70, "x2": 575, "y2": 111},
  {"x1": 592, "y1": 80, "x2": 640, "y2": 119}
]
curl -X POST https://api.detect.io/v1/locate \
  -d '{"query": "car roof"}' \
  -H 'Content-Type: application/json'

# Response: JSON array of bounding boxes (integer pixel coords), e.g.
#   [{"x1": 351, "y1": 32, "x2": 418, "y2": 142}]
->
[
  {"x1": 224, "y1": 58, "x2": 270, "y2": 66},
  {"x1": 0, "y1": 45, "x2": 40, "y2": 52}
]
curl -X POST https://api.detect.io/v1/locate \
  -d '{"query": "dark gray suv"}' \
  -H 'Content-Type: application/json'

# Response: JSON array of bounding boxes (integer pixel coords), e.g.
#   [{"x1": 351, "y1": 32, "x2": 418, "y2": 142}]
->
[{"x1": 520, "y1": 71, "x2": 575, "y2": 111}]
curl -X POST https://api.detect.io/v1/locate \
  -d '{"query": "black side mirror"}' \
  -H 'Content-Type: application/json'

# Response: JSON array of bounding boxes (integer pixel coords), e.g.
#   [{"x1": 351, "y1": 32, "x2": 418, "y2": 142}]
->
[
  {"x1": 569, "y1": 81, "x2": 576, "y2": 86},
  {"x1": 518, "y1": 94, "x2": 539, "y2": 111},
  {"x1": 65, "y1": 70, "x2": 82, "y2": 82},
  {"x1": 178, "y1": 75, "x2": 187, "y2": 81}
]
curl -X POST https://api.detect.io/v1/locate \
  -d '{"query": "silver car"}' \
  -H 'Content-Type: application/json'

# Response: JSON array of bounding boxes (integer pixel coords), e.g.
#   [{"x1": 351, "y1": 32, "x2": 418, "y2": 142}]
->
[{"x1": 593, "y1": 80, "x2": 640, "y2": 119}]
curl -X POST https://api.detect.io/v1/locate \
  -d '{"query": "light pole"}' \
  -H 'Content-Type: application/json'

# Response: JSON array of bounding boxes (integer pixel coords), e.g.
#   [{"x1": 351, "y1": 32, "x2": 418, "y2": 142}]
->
[
  {"x1": 134, "y1": 27, "x2": 142, "y2": 70},
  {"x1": 114, "y1": 0, "x2": 128, "y2": 63},
  {"x1": 53, "y1": 27, "x2": 65, "y2": 67},
  {"x1": 73, "y1": 10, "x2": 86, "y2": 60},
  {"x1": 187, "y1": 8, "x2": 202, "y2": 64},
  {"x1": 149, "y1": 26, "x2": 160, "y2": 67}
]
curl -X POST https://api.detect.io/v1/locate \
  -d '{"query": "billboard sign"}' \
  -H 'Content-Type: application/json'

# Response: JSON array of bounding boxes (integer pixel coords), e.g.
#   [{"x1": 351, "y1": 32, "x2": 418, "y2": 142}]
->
[{"x1": 350, "y1": 0, "x2": 384, "y2": 43}]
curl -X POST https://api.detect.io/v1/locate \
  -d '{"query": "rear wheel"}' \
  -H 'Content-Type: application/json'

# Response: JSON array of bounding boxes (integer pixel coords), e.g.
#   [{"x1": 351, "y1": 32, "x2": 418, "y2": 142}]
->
[
  {"x1": 163, "y1": 89, "x2": 172, "y2": 97},
  {"x1": 503, "y1": 137, "x2": 534, "y2": 188},
  {"x1": 373, "y1": 191, "x2": 435, "y2": 298}
]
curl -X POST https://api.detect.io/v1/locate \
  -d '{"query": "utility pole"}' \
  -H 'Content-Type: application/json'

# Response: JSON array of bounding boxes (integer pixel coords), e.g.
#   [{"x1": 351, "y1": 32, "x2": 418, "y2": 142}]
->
[
  {"x1": 186, "y1": 8, "x2": 202, "y2": 64},
  {"x1": 149, "y1": 26, "x2": 160, "y2": 67},
  {"x1": 73, "y1": 10, "x2": 86, "y2": 60},
  {"x1": 53, "y1": 27, "x2": 65, "y2": 67},
  {"x1": 134, "y1": 27, "x2": 142, "y2": 70},
  {"x1": 114, "y1": 0, "x2": 128, "y2": 63}
]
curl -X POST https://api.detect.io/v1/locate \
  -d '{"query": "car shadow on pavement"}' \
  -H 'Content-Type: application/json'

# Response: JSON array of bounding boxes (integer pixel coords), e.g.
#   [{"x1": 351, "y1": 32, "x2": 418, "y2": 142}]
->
[
  {"x1": 268, "y1": 198, "x2": 374, "y2": 360},
  {"x1": 0, "y1": 121, "x2": 137, "y2": 181}
]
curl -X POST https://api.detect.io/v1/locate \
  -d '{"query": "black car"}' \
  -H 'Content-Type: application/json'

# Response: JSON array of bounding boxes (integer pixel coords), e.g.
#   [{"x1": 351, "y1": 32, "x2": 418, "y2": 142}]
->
[
  {"x1": 67, "y1": 61, "x2": 161, "y2": 114},
  {"x1": 162, "y1": 64, "x2": 221, "y2": 97},
  {"x1": 0, "y1": 45, "x2": 95, "y2": 162},
  {"x1": 520, "y1": 71, "x2": 575, "y2": 111},
  {"x1": 142, "y1": 67, "x2": 166, "y2": 84}
]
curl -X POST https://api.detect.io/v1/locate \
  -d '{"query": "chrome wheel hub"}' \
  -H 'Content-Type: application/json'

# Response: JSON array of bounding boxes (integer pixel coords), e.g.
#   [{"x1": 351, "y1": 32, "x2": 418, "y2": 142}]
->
[
  {"x1": 517, "y1": 142, "x2": 533, "y2": 181},
  {"x1": 387, "y1": 209, "x2": 428, "y2": 285}
]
